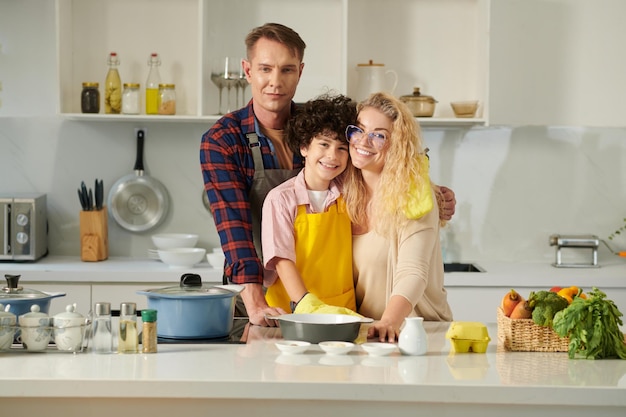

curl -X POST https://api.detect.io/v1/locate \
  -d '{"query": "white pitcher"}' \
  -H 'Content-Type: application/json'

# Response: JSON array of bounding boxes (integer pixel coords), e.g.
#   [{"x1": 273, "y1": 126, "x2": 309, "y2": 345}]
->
[
  {"x1": 398, "y1": 316, "x2": 428, "y2": 356},
  {"x1": 355, "y1": 60, "x2": 398, "y2": 102}
]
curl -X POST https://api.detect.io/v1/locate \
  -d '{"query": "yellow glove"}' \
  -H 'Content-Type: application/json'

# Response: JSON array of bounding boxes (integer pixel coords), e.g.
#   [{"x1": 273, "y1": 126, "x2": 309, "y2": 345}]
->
[
  {"x1": 294, "y1": 293, "x2": 362, "y2": 318},
  {"x1": 404, "y1": 153, "x2": 434, "y2": 219}
]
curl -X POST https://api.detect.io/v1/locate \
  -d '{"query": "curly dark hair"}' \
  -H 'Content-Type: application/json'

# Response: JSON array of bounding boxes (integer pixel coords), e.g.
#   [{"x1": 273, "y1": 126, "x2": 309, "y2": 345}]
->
[{"x1": 285, "y1": 94, "x2": 356, "y2": 154}]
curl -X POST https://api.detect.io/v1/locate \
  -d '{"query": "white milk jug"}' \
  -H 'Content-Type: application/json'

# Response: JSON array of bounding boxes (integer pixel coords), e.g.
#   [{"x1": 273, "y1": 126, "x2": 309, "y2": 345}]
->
[
  {"x1": 398, "y1": 316, "x2": 428, "y2": 356},
  {"x1": 355, "y1": 60, "x2": 398, "y2": 102}
]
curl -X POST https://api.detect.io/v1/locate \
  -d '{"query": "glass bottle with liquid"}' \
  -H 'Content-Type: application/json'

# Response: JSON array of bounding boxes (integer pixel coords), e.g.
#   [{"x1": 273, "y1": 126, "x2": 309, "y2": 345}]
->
[
  {"x1": 105, "y1": 52, "x2": 122, "y2": 114},
  {"x1": 118, "y1": 302, "x2": 138, "y2": 354},
  {"x1": 145, "y1": 52, "x2": 161, "y2": 115},
  {"x1": 91, "y1": 302, "x2": 112, "y2": 354}
]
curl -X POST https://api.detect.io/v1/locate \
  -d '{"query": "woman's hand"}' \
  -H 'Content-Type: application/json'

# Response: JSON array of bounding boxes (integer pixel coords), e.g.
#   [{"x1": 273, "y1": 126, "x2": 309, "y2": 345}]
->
[{"x1": 367, "y1": 318, "x2": 401, "y2": 343}]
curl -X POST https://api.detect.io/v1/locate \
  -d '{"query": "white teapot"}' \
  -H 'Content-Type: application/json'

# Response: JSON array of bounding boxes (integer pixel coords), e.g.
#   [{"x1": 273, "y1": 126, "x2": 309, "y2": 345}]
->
[{"x1": 355, "y1": 60, "x2": 398, "y2": 102}]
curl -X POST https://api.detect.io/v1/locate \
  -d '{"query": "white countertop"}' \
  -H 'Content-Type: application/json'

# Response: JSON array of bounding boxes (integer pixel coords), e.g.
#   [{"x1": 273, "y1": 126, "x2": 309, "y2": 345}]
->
[
  {"x1": 1, "y1": 322, "x2": 624, "y2": 417},
  {"x1": 0, "y1": 256, "x2": 224, "y2": 283},
  {"x1": 2, "y1": 256, "x2": 625, "y2": 288}
]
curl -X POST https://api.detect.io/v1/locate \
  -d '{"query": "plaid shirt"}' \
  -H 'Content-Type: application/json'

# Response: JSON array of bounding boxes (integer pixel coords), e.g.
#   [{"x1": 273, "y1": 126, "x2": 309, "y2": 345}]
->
[{"x1": 200, "y1": 100, "x2": 304, "y2": 285}]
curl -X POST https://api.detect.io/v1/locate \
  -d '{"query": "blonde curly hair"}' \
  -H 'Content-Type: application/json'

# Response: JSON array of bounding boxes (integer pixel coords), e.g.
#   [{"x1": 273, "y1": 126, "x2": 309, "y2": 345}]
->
[{"x1": 343, "y1": 92, "x2": 429, "y2": 237}]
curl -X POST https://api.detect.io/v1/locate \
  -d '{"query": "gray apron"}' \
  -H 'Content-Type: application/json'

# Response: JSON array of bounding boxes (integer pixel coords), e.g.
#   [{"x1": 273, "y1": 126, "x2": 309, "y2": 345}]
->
[{"x1": 234, "y1": 132, "x2": 300, "y2": 316}]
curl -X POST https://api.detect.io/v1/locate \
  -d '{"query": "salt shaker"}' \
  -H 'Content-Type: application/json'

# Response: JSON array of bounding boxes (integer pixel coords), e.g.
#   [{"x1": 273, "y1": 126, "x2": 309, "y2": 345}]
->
[
  {"x1": 118, "y1": 302, "x2": 138, "y2": 354},
  {"x1": 91, "y1": 302, "x2": 112, "y2": 354}
]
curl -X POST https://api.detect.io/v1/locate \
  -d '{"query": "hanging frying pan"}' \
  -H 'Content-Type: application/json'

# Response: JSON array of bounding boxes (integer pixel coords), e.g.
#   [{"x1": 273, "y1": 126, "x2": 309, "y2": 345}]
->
[{"x1": 108, "y1": 129, "x2": 169, "y2": 232}]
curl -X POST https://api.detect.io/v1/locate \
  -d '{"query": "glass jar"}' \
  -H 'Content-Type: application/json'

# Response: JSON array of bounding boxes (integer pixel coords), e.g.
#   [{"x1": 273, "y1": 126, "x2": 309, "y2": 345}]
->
[
  {"x1": 92, "y1": 302, "x2": 112, "y2": 354},
  {"x1": 118, "y1": 302, "x2": 138, "y2": 354},
  {"x1": 141, "y1": 309, "x2": 158, "y2": 353},
  {"x1": 158, "y1": 83, "x2": 176, "y2": 115},
  {"x1": 121, "y1": 83, "x2": 141, "y2": 115},
  {"x1": 81, "y1": 82, "x2": 100, "y2": 113}
]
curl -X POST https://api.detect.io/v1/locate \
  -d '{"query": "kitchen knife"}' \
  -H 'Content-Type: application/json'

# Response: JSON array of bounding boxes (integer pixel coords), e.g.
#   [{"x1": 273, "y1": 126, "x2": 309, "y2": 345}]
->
[
  {"x1": 95, "y1": 178, "x2": 102, "y2": 210},
  {"x1": 88, "y1": 188, "x2": 93, "y2": 211},
  {"x1": 77, "y1": 188, "x2": 87, "y2": 210},
  {"x1": 99, "y1": 179, "x2": 104, "y2": 209}
]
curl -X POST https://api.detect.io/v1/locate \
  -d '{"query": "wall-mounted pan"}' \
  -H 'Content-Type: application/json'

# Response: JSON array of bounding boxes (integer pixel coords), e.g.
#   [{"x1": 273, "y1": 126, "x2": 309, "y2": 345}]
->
[{"x1": 108, "y1": 130, "x2": 169, "y2": 233}]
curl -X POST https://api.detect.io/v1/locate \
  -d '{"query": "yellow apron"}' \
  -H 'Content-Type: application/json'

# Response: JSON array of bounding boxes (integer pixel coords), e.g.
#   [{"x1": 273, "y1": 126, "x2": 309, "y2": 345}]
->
[{"x1": 265, "y1": 197, "x2": 356, "y2": 312}]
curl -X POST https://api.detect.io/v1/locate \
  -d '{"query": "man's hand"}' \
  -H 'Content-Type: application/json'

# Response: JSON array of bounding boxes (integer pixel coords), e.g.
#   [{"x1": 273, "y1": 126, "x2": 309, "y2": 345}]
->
[
  {"x1": 436, "y1": 185, "x2": 456, "y2": 221},
  {"x1": 240, "y1": 283, "x2": 287, "y2": 326}
]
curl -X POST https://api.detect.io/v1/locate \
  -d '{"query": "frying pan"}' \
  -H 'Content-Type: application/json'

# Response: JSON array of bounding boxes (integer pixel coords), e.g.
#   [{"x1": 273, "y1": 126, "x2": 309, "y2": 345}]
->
[{"x1": 108, "y1": 129, "x2": 169, "y2": 232}]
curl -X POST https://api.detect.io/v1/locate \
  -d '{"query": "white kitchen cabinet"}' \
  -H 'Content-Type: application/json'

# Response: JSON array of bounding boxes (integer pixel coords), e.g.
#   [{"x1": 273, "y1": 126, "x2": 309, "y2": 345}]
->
[
  {"x1": 56, "y1": 0, "x2": 490, "y2": 127},
  {"x1": 91, "y1": 283, "x2": 156, "y2": 311},
  {"x1": 28, "y1": 283, "x2": 91, "y2": 316}
]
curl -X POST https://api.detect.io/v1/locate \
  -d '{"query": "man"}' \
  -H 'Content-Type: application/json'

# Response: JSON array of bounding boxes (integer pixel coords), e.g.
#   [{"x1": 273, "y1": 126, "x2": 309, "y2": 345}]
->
[{"x1": 200, "y1": 23, "x2": 456, "y2": 327}]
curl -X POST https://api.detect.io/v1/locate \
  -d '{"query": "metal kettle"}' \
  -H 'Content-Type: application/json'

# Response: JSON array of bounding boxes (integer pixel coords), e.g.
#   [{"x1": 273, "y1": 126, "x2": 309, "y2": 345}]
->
[{"x1": 355, "y1": 60, "x2": 398, "y2": 102}]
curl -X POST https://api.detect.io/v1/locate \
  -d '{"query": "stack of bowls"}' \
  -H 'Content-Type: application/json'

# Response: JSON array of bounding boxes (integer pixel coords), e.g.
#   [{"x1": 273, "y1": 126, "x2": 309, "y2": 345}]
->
[
  {"x1": 206, "y1": 247, "x2": 226, "y2": 269},
  {"x1": 151, "y1": 233, "x2": 205, "y2": 269}
]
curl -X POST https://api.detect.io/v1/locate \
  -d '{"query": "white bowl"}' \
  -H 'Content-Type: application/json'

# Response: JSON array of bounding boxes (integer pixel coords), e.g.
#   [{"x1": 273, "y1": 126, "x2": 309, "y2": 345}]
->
[
  {"x1": 157, "y1": 248, "x2": 206, "y2": 269},
  {"x1": 151, "y1": 233, "x2": 199, "y2": 250},
  {"x1": 275, "y1": 340, "x2": 311, "y2": 355},
  {"x1": 206, "y1": 252, "x2": 226, "y2": 269},
  {"x1": 361, "y1": 342, "x2": 398, "y2": 357},
  {"x1": 319, "y1": 341, "x2": 354, "y2": 355}
]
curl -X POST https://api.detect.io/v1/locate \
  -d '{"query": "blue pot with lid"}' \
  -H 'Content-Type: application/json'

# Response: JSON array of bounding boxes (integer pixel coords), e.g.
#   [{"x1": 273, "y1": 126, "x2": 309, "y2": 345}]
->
[
  {"x1": 137, "y1": 273, "x2": 243, "y2": 339},
  {"x1": 1, "y1": 274, "x2": 66, "y2": 317}
]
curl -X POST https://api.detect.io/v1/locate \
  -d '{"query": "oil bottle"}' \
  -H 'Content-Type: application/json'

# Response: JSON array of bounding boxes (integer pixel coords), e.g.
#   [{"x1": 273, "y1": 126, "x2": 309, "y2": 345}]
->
[
  {"x1": 145, "y1": 52, "x2": 162, "y2": 115},
  {"x1": 104, "y1": 52, "x2": 122, "y2": 114}
]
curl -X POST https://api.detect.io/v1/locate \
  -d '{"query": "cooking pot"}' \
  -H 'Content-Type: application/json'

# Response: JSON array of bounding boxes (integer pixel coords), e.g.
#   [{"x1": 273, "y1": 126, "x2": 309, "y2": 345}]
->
[
  {"x1": 136, "y1": 273, "x2": 243, "y2": 339},
  {"x1": 268, "y1": 313, "x2": 373, "y2": 344},
  {"x1": 400, "y1": 87, "x2": 437, "y2": 117},
  {"x1": 1, "y1": 274, "x2": 66, "y2": 317}
]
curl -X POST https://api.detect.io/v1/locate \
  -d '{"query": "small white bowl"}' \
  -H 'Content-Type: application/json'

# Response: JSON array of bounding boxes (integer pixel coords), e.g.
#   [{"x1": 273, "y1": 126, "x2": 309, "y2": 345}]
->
[
  {"x1": 151, "y1": 233, "x2": 199, "y2": 250},
  {"x1": 361, "y1": 342, "x2": 398, "y2": 357},
  {"x1": 319, "y1": 341, "x2": 354, "y2": 355},
  {"x1": 275, "y1": 340, "x2": 311, "y2": 355},
  {"x1": 157, "y1": 248, "x2": 206, "y2": 269},
  {"x1": 206, "y1": 252, "x2": 226, "y2": 269}
]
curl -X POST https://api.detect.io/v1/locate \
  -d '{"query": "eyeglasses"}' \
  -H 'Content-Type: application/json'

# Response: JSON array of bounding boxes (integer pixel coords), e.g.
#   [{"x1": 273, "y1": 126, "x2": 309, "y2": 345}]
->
[{"x1": 345, "y1": 125, "x2": 387, "y2": 150}]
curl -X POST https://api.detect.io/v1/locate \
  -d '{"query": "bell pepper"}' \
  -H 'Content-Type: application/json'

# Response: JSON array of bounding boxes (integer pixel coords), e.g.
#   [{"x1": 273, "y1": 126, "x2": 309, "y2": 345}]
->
[{"x1": 556, "y1": 286, "x2": 585, "y2": 304}]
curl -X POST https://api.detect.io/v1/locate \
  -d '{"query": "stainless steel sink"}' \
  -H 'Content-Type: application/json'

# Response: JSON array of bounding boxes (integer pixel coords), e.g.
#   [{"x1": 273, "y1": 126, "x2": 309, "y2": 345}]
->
[{"x1": 443, "y1": 262, "x2": 485, "y2": 273}]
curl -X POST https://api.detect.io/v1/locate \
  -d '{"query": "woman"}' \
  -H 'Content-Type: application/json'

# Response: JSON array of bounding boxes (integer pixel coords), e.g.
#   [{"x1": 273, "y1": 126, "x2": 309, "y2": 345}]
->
[{"x1": 343, "y1": 92, "x2": 453, "y2": 342}]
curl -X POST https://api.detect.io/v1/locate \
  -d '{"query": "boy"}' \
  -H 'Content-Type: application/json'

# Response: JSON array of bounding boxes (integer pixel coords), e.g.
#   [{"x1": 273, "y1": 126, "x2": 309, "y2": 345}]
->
[{"x1": 261, "y1": 94, "x2": 359, "y2": 315}]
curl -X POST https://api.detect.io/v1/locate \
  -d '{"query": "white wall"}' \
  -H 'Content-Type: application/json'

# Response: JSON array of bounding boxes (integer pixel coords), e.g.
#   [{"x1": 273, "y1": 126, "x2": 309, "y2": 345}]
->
[{"x1": 1, "y1": 0, "x2": 625, "y2": 264}]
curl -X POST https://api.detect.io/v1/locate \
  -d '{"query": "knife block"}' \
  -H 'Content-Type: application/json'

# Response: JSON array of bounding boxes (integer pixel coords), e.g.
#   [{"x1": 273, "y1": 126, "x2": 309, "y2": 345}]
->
[{"x1": 80, "y1": 207, "x2": 109, "y2": 262}]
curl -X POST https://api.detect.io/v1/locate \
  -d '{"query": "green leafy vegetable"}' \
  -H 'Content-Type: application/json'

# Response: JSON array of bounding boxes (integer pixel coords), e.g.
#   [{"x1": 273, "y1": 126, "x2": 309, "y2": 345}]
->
[{"x1": 553, "y1": 287, "x2": 626, "y2": 359}]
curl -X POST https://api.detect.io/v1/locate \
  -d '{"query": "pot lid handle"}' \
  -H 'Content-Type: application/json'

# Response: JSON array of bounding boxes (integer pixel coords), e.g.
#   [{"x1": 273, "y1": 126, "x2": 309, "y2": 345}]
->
[
  {"x1": 3, "y1": 274, "x2": 23, "y2": 293},
  {"x1": 180, "y1": 273, "x2": 202, "y2": 288}
]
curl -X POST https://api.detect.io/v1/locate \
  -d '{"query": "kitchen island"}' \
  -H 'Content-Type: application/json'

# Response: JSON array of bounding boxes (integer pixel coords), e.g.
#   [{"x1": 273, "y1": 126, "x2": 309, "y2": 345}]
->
[{"x1": 1, "y1": 322, "x2": 624, "y2": 417}]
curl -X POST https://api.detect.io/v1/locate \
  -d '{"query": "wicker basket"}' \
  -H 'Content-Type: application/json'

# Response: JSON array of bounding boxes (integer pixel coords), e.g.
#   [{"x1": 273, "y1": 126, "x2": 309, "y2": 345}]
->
[{"x1": 496, "y1": 307, "x2": 569, "y2": 352}]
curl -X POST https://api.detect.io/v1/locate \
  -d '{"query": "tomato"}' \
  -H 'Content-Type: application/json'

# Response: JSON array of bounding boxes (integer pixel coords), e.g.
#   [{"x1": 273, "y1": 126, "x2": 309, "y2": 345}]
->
[{"x1": 549, "y1": 286, "x2": 563, "y2": 293}]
